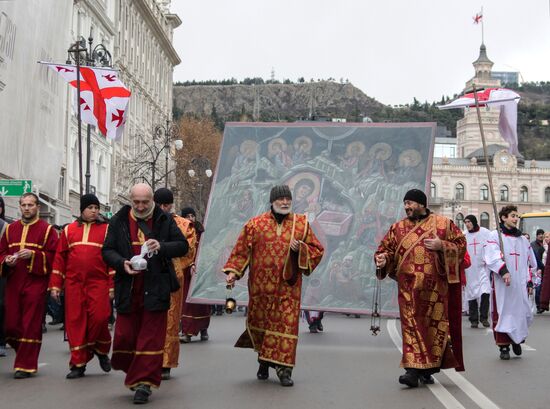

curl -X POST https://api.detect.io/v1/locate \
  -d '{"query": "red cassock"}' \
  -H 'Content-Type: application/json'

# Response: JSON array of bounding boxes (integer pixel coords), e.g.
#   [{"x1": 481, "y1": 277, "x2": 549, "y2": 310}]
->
[
  {"x1": 49, "y1": 220, "x2": 114, "y2": 368},
  {"x1": 0, "y1": 218, "x2": 58, "y2": 374},
  {"x1": 111, "y1": 214, "x2": 167, "y2": 390}
]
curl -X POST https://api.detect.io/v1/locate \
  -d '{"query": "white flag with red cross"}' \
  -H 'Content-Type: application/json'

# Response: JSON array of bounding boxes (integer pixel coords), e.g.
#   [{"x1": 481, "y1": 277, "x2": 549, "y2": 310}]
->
[
  {"x1": 438, "y1": 88, "x2": 521, "y2": 155},
  {"x1": 40, "y1": 62, "x2": 131, "y2": 140}
]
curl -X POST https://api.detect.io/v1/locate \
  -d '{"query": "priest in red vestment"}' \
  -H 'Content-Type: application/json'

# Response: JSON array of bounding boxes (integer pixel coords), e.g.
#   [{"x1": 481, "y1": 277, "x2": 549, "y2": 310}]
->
[
  {"x1": 49, "y1": 194, "x2": 114, "y2": 379},
  {"x1": 0, "y1": 193, "x2": 58, "y2": 378},
  {"x1": 375, "y1": 189, "x2": 466, "y2": 388},
  {"x1": 179, "y1": 207, "x2": 210, "y2": 344},
  {"x1": 102, "y1": 183, "x2": 188, "y2": 404},
  {"x1": 224, "y1": 185, "x2": 324, "y2": 387}
]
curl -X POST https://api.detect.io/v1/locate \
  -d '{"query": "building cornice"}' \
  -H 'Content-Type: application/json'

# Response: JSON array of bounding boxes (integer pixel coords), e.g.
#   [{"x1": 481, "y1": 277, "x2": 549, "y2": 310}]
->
[
  {"x1": 79, "y1": 0, "x2": 116, "y2": 36},
  {"x1": 134, "y1": 0, "x2": 181, "y2": 66}
]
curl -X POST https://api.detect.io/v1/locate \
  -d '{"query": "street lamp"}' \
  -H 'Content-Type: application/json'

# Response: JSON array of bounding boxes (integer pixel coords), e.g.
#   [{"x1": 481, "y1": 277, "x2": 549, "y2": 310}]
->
[
  {"x1": 445, "y1": 197, "x2": 461, "y2": 224},
  {"x1": 153, "y1": 119, "x2": 182, "y2": 189},
  {"x1": 66, "y1": 27, "x2": 112, "y2": 196},
  {"x1": 187, "y1": 157, "x2": 213, "y2": 219}
]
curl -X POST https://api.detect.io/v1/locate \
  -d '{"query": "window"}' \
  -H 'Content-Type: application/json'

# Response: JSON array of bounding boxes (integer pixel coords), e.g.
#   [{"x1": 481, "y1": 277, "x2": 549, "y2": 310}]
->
[
  {"x1": 455, "y1": 183, "x2": 465, "y2": 200},
  {"x1": 430, "y1": 182, "x2": 436, "y2": 199},
  {"x1": 545, "y1": 187, "x2": 550, "y2": 203},
  {"x1": 519, "y1": 186, "x2": 528, "y2": 202},
  {"x1": 455, "y1": 213, "x2": 465, "y2": 230},
  {"x1": 479, "y1": 184, "x2": 489, "y2": 201},
  {"x1": 500, "y1": 185, "x2": 509, "y2": 202},
  {"x1": 480, "y1": 212, "x2": 490, "y2": 229}
]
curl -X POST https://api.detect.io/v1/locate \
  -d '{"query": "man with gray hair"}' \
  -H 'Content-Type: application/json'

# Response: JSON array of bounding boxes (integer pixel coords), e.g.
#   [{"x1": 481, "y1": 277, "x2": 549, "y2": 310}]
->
[
  {"x1": 224, "y1": 185, "x2": 324, "y2": 387},
  {"x1": 103, "y1": 183, "x2": 189, "y2": 403}
]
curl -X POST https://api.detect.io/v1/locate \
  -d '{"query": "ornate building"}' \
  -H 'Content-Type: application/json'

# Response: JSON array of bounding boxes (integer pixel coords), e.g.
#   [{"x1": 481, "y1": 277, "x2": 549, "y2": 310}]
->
[{"x1": 430, "y1": 44, "x2": 550, "y2": 231}]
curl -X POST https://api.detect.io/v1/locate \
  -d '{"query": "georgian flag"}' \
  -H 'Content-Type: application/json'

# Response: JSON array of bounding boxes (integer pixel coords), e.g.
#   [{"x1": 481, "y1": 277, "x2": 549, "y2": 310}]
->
[
  {"x1": 438, "y1": 88, "x2": 521, "y2": 155},
  {"x1": 39, "y1": 62, "x2": 131, "y2": 140}
]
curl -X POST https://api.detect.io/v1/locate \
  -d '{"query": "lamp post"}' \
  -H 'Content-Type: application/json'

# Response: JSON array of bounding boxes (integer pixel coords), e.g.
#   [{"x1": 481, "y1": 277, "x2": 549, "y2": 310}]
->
[
  {"x1": 66, "y1": 27, "x2": 112, "y2": 196},
  {"x1": 187, "y1": 157, "x2": 213, "y2": 219},
  {"x1": 153, "y1": 119, "x2": 182, "y2": 190},
  {"x1": 445, "y1": 197, "x2": 461, "y2": 224}
]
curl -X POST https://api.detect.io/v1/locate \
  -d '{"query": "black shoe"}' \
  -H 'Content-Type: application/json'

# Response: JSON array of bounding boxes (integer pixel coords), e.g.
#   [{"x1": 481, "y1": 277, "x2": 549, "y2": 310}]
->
[
  {"x1": 317, "y1": 321, "x2": 324, "y2": 332},
  {"x1": 66, "y1": 366, "x2": 86, "y2": 379},
  {"x1": 470, "y1": 322, "x2": 479, "y2": 328},
  {"x1": 48, "y1": 319, "x2": 63, "y2": 326},
  {"x1": 95, "y1": 352, "x2": 112, "y2": 372},
  {"x1": 257, "y1": 363, "x2": 269, "y2": 380},
  {"x1": 419, "y1": 374, "x2": 434, "y2": 384},
  {"x1": 276, "y1": 367, "x2": 293, "y2": 387},
  {"x1": 133, "y1": 384, "x2": 152, "y2": 404},
  {"x1": 14, "y1": 370, "x2": 31, "y2": 379},
  {"x1": 179, "y1": 334, "x2": 191, "y2": 343},
  {"x1": 200, "y1": 329, "x2": 209, "y2": 341},
  {"x1": 354, "y1": 314, "x2": 361, "y2": 318},
  {"x1": 309, "y1": 323, "x2": 318, "y2": 333},
  {"x1": 481, "y1": 320, "x2": 490, "y2": 328},
  {"x1": 512, "y1": 343, "x2": 522, "y2": 356},
  {"x1": 537, "y1": 308, "x2": 545, "y2": 314},
  {"x1": 499, "y1": 346, "x2": 510, "y2": 360},
  {"x1": 398, "y1": 370, "x2": 419, "y2": 388},
  {"x1": 161, "y1": 368, "x2": 171, "y2": 380}
]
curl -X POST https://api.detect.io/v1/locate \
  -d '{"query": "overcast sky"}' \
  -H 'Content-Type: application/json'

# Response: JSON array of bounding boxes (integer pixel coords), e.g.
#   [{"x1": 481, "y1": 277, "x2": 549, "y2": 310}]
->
[{"x1": 170, "y1": 0, "x2": 550, "y2": 105}]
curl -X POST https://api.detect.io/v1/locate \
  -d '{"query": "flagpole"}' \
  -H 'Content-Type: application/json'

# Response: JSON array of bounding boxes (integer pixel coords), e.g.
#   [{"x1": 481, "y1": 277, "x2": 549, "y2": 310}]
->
[{"x1": 472, "y1": 83, "x2": 504, "y2": 250}]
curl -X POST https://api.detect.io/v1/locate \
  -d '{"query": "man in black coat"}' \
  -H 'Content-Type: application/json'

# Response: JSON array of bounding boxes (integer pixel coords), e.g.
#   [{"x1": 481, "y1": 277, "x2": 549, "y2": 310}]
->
[{"x1": 102, "y1": 183, "x2": 188, "y2": 404}]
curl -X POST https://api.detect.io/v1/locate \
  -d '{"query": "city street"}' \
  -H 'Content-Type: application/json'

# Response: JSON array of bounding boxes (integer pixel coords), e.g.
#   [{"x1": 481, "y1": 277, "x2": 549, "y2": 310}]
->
[{"x1": 1, "y1": 312, "x2": 549, "y2": 409}]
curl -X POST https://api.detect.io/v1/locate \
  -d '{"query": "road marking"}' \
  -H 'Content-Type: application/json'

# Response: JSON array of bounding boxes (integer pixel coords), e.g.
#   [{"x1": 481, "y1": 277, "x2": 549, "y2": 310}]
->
[
  {"x1": 38, "y1": 363, "x2": 48, "y2": 368},
  {"x1": 387, "y1": 319, "x2": 466, "y2": 409},
  {"x1": 388, "y1": 319, "x2": 501, "y2": 409}
]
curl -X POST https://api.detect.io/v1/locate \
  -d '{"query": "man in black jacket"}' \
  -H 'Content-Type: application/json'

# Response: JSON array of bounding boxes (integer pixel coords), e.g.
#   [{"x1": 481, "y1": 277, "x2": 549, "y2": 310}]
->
[{"x1": 102, "y1": 183, "x2": 188, "y2": 404}]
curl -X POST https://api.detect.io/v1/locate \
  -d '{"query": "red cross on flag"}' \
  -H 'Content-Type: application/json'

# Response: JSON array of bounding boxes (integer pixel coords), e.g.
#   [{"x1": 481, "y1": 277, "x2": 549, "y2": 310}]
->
[
  {"x1": 40, "y1": 62, "x2": 131, "y2": 140},
  {"x1": 438, "y1": 88, "x2": 521, "y2": 155}
]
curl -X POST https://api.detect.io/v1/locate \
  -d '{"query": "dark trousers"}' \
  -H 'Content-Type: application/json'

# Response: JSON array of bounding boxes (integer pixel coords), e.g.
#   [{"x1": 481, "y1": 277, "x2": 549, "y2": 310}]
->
[
  {"x1": 468, "y1": 293, "x2": 490, "y2": 324},
  {"x1": 0, "y1": 277, "x2": 5, "y2": 346}
]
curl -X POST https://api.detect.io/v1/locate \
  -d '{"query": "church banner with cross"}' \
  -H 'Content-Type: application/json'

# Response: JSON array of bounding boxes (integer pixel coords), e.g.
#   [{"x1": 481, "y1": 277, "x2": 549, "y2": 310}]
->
[{"x1": 189, "y1": 122, "x2": 436, "y2": 314}]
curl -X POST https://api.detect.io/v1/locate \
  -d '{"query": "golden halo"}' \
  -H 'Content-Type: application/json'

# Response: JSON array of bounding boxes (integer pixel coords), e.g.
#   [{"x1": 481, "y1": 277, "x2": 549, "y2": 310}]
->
[
  {"x1": 293, "y1": 136, "x2": 313, "y2": 152},
  {"x1": 285, "y1": 172, "x2": 321, "y2": 202},
  {"x1": 368, "y1": 142, "x2": 392, "y2": 160},
  {"x1": 345, "y1": 141, "x2": 366, "y2": 157},
  {"x1": 240, "y1": 140, "x2": 258, "y2": 158},
  {"x1": 398, "y1": 149, "x2": 422, "y2": 167},
  {"x1": 267, "y1": 138, "x2": 288, "y2": 157}
]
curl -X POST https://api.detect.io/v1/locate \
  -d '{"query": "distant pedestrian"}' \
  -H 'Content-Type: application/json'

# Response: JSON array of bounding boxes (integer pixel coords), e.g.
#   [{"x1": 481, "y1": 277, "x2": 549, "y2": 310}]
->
[
  {"x1": 102, "y1": 183, "x2": 188, "y2": 404},
  {"x1": 530, "y1": 229, "x2": 545, "y2": 313},
  {"x1": 0, "y1": 193, "x2": 58, "y2": 378},
  {"x1": 0, "y1": 197, "x2": 7, "y2": 357},
  {"x1": 483, "y1": 205, "x2": 537, "y2": 360}
]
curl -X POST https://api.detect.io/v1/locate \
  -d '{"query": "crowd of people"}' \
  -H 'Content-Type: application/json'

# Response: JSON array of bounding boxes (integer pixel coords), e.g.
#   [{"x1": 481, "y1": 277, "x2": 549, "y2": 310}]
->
[{"x1": 0, "y1": 184, "x2": 546, "y2": 402}]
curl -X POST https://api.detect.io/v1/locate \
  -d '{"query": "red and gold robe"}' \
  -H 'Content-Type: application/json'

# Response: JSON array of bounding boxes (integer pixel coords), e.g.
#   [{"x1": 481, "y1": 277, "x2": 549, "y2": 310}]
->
[
  {"x1": 163, "y1": 214, "x2": 196, "y2": 368},
  {"x1": 180, "y1": 221, "x2": 210, "y2": 338},
  {"x1": 375, "y1": 212, "x2": 466, "y2": 371},
  {"x1": 49, "y1": 220, "x2": 114, "y2": 368},
  {"x1": 0, "y1": 218, "x2": 58, "y2": 373},
  {"x1": 224, "y1": 211, "x2": 324, "y2": 367},
  {"x1": 111, "y1": 213, "x2": 167, "y2": 389}
]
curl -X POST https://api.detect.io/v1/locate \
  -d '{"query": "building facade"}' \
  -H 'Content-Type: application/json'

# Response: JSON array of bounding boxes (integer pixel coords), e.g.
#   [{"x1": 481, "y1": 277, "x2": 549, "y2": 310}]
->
[{"x1": 430, "y1": 44, "x2": 550, "y2": 230}]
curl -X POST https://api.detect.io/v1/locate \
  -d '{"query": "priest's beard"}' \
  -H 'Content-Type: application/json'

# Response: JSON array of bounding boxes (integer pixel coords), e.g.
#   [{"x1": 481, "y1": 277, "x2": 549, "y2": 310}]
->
[
  {"x1": 406, "y1": 207, "x2": 425, "y2": 221},
  {"x1": 272, "y1": 202, "x2": 291, "y2": 215}
]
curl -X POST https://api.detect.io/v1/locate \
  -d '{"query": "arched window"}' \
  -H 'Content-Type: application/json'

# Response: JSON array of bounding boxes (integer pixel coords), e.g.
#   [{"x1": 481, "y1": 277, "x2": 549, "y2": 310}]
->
[
  {"x1": 499, "y1": 185, "x2": 509, "y2": 202},
  {"x1": 430, "y1": 182, "x2": 436, "y2": 199},
  {"x1": 479, "y1": 184, "x2": 489, "y2": 201},
  {"x1": 455, "y1": 213, "x2": 465, "y2": 230},
  {"x1": 519, "y1": 186, "x2": 528, "y2": 202},
  {"x1": 455, "y1": 183, "x2": 465, "y2": 200},
  {"x1": 480, "y1": 212, "x2": 490, "y2": 229},
  {"x1": 545, "y1": 187, "x2": 550, "y2": 203}
]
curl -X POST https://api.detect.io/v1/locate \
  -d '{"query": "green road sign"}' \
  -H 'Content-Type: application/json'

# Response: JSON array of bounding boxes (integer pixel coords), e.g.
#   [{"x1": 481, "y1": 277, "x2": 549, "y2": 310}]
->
[
  {"x1": 104, "y1": 211, "x2": 113, "y2": 219},
  {"x1": 0, "y1": 180, "x2": 33, "y2": 197}
]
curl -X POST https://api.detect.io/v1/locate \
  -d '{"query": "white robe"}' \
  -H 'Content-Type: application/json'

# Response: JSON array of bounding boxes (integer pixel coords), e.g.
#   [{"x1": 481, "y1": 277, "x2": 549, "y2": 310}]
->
[
  {"x1": 484, "y1": 231, "x2": 537, "y2": 344},
  {"x1": 464, "y1": 227, "x2": 492, "y2": 301}
]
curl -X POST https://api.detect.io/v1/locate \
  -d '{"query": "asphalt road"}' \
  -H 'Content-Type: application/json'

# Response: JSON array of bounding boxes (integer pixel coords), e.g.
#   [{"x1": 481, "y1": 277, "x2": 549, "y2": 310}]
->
[{"x1": 1, "y1": 312, "x2": 549, "y2": 409}]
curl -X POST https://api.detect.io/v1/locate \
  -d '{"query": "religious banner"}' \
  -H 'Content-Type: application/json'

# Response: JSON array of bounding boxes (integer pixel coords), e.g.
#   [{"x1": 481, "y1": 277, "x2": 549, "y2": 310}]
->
[{"x1": 190, "y1": 122, "x2": 435, "y2": 314}]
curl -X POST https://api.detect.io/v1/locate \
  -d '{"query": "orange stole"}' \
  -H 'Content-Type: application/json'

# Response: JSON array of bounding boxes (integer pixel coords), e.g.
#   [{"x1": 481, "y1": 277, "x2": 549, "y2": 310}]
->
[
  {"x1": 163, "y1": 215, "x2": 196, "y2": 368},
  {"x1": 224, "y1": 212, "x2": 324, "y2": 367},
  {"x1": 376, "y1": 214, "x2": 465, "y2": 370}
]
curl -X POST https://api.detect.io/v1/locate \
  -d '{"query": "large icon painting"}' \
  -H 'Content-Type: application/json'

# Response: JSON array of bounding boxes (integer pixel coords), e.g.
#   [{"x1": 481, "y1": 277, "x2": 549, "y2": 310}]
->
[{"x1": 189, "y1": 122, "x2": 435, "y2": 314}]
